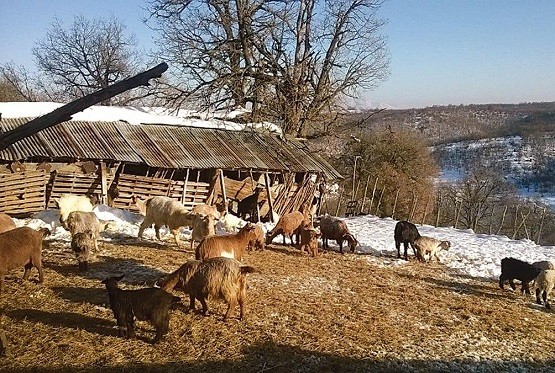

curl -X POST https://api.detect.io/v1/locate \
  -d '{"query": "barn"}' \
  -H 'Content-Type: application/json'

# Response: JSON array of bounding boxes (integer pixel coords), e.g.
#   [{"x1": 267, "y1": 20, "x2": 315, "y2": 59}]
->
[{"x1": 0, "y1": 102, "x2": 341, "y2": 220}]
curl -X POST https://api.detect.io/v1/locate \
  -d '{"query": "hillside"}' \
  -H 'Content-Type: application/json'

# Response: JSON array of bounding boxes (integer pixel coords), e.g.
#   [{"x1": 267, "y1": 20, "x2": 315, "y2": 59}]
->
[{"x1": 308, "y1": 102, "x2": 555, "y2": 205}]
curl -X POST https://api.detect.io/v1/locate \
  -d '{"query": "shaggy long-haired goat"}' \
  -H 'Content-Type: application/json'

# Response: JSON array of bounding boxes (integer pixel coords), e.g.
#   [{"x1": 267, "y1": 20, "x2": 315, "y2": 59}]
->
[{"x1": 158, "y1": 257, "x2": 255, "y2": 321}]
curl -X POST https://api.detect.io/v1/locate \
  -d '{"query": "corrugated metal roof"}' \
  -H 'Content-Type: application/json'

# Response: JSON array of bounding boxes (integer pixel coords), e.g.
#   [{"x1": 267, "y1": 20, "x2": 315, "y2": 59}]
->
[{"x1": 0, "y1": 117, "x2": 342, "y2": 179}]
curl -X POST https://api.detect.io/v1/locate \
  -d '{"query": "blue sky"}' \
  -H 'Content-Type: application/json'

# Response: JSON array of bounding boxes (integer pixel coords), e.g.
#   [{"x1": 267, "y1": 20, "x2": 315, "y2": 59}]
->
[{"x1": 1, "y1": 0, "x2": 554, "y2": 109}]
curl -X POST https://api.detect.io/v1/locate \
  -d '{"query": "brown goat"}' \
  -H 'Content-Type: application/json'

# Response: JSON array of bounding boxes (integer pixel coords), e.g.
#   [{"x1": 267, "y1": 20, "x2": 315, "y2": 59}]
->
[
  {"x1": 158, "y1": 257, "x2": 255, "y2": 320},
  {"x1": 195, "y1": 223, "x2": 257, "y2": 261},
  {"x1": 265, "y1": 211, "x2": 309, "y2": 245},
  {"x1": 299, "y1": 225, "x2": 322, "y2": 258},
  {"x1": 0, "y1": 227, "x2": 50, "y2": 292},
  {"x1": 247, "y1": 223, "x2": 266, "y2": 251},
  {"x1": 0, "y1": 213, "x2": 16, "y2": 235},
  {"x1": 319, "y1": 215, "x2": 358, "y2": 254}
]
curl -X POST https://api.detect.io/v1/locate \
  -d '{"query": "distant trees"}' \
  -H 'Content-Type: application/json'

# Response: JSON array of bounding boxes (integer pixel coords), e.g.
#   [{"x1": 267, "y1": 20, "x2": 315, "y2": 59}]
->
[
  {"x1": 148, "y1": 0, "x2": 389, "y2": 136},
  {"x1": 343, "y1": 129, "x2": 438, "y2": 218}
]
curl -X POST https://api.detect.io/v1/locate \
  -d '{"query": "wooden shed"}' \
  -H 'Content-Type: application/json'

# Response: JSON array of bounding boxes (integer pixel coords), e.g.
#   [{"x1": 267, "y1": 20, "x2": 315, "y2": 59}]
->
[{"x1": 0, "y1": 106, "x2": 341, "y2": 219}]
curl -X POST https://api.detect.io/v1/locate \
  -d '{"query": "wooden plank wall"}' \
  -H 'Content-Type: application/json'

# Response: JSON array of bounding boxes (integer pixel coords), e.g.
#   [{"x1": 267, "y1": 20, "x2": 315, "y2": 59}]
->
[
  {"x1": 0, "y1": 171, "x2": 48, "y2": 215},
  {"x1": 112, "y1": 173, "x2": 210, "y2": 212},
  {"x1": 47, "y1": 171, "x2": 115, "y2": 208}
]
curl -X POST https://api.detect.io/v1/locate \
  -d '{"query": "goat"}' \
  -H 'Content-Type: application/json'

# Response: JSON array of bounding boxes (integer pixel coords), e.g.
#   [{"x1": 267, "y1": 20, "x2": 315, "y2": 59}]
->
[
  {"x1": 158, "y1": 257, "x2": 255, "y2": 321},
  {"x1": 195, "y1": 223, "x2": 257, "y2": 261},
  {"x1": 394, "y1": 221, "x2": 421, "y2": 260},
  {"x1": 0, "y1": 213, "x2": 16, "y2": 235},
  {"x1": 102, "y1": 275, "x2": 179, "y2": 344},
  {"x1": 190, "y1": 214, "x2": 216, "y2": 251},
  {"x1": 71, "y1": 230, "x2": 95, "y2": 271},
  {"x1": 0, "y1": 227, "x2": 50, "y2": 292},
  {"x1": 319, "y1": 214, "x2": 358, "y2": 254},
  {"x1": 265, "y1": 211, "x2": 309, "y2": 246},
  {"x1": 535, "y1": 269, "x2": 555, "y2": 309},
  {"x1": 499, "y1": 257, "x2": 542, "y2": 295},
  {"x1": 56, "y1": 194, "x2": 95, "y2": 228},
  {"x1": 236, "y1": 185, "x2": 265, "y2": 222},
  {"x1": 299, "y1": 225, "x2": 321, "y2": 257},
  {"x1": 138, "y1": 196, "x2": 197, "y2": 247},
  {"x1": 413, "y1": 236, "x2": 451, "y2": 263}
]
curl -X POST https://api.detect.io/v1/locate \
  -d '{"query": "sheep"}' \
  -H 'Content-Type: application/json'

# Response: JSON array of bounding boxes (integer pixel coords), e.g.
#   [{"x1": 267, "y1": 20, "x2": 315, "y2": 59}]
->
[
  {"x1": 394, "y1": 221, "x2": 421, "y2": 260},
  {"x1": 102, "y1": 275, "x2": 179, "y2": 344},
  {"x1": 236, "y1": 185, "x2": 265, "y2": 222},
  {"x1": 247, "y1": 223, "x2": 266, "y2": 251},
  {"x1": 56, "y1": 194, "x2": 95, "y2": 228},
  {"x1": 413, "y1": 236, "x2": 451, "y2": 263},
  {"x1": 195, "y1": 223, "x2": 257, "y2": 261},
  {"x1": 190, "y1": 214, "x2": 216, "y2": 251},
  {"x1": 0, "y1": 213, "x2": 15, "y2": 235},
  {"x1": 535, "y1": 269, "x2": 555, "y2": 309},
  {"x1": 158, "y1": 257, "x2": 255, "y2": 320},
  {"x1": 0, "y1": 227, "x2": 50, "y2": 292},
  {"x1": 499, "y1": 257, "x2": 542, "y2": 295},
  {"x1": 319, "y1": 215, "x2": 358, "y2": 254},
  {"x1": 71, "y1": 230, "x2": 95, "y2": 271},
  {"x1": 299, "y1": 225, "x2": 321, "y2": 257},
  {"x1": 265, "y1": 211, "x2": 309, "y2": 246},
  {"x1": 138, "y1": 196, "x2": 197, "y2": 247}
]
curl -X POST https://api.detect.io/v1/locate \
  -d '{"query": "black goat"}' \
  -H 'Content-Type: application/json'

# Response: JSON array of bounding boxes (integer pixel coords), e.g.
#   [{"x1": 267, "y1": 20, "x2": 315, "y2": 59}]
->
[
  {"x1": 102, "y1": 275, "x2": 179, "y2": 344},
  {"x1": 394, "y1": 221, "x2": 421, "y2": 260},
  {"x1": 499, "y1": 257, "x2": 542, "y2": 295},
  {"x1": 236, "y1": 185, "x2": 265, "y2": 222}
]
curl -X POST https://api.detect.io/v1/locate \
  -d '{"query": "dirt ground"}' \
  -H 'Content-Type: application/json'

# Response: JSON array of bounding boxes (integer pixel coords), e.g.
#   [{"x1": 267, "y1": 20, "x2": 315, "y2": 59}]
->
[{"x1": 1, "y1": 235, "x2": 555, "y2": 372}]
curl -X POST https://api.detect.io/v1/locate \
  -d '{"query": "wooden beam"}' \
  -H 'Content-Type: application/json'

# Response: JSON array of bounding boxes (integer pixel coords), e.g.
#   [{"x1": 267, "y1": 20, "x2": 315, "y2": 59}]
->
[
  {"x1": 219, "y1": 169, "x2": 227, "y2": 208},
  {"x1": 0, "y1": 62, "x2": 169, "y2": 151},
  {"x1": 264, "y1": 172, "x2": 275, "y2": 223},
  {"x1": 100, "y1": 161, "x2": 108, "y2": 205},
  {"x1": 181, "y1": 168, "x2": 190, "y2": 205}
]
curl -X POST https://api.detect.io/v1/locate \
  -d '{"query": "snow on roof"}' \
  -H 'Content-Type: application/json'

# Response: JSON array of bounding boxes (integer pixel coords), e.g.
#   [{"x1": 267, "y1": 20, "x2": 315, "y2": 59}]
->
[{"x1": 0, "y1": 102, "x2": 281, "y2": 133}]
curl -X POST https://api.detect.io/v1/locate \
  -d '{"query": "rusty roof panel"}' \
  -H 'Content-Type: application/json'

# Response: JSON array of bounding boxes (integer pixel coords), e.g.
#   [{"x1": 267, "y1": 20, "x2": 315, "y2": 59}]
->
[
  {"x1": 0, "y1": 117, "x2": 341, "y2": 178},
  {"x1": 171, "y1": 127, "x2": 222, "y2": 169},
  {"x1": 93, "y1": 122, "x2": 143, "y2": 163},
  {"x1": 62, "y1": 121, "x2": 115, "y2": 160},
  {"x1": 141, "y1": 125, "x2": 193, "y2": 169},
  {"x1": 189, "y1": 128, "x2": 245, "y2": 169},
  {"x1": 117, "y1": 124, "x2": 176, "y2": 168},
  {"x1": 237, "y1": 132, "x2": 288, "y2": 171},
  {"x1": 219, "y1": 130, "x2": 269, "y2": 170}
]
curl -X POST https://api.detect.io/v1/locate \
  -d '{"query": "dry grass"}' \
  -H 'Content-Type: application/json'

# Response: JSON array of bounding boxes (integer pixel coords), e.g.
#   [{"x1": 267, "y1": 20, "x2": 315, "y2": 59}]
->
[{"x1": 1, "y1": 236, "x2": 555, "y2": 372}]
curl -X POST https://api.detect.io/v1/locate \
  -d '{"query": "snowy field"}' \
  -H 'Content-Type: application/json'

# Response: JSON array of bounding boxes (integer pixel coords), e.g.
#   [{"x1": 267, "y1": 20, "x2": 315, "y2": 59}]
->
[{"x1": 18, "y1": 206, "x2": 555, "y2": 282}]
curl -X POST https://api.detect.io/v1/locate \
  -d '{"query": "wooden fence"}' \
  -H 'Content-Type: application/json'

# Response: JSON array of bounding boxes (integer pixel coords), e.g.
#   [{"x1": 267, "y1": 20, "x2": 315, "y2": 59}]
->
[{"x1": 0, "y1": 171, "x2": 49, "y2": 215}]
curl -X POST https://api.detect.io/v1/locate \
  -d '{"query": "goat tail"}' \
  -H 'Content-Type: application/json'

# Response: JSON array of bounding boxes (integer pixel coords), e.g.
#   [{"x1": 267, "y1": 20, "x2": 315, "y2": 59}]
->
[{"x1": 240, "y1": 265, "x2": 256, "y2": 274}]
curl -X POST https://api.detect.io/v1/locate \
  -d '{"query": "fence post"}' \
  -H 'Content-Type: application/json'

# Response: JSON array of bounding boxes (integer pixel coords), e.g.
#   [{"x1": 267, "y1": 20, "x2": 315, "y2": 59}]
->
[
  {"x1": 375, "y1": 185, "x2": 386, "y2": 217},
  {"x1": 368, "y1": 177, "x2": 378, "y2": 215},
  {"x1": 435, "y1": 192, "x2": 441, "y2": 227},
  {"x1": 392, "y1": 188, "x2": 400, "y2": 219},
  {"x1": 537, "y1": 207, "x2": 546, "y2": 245},
  {"x1": 496, "y1": 205, "x2": 508, "y2": 235},
  {"x1": 421, "y1": 194, "x2": 431, "y2": 225},
  {"x1": 360, "y1": 174, "x2": 371, "y2": 214}
]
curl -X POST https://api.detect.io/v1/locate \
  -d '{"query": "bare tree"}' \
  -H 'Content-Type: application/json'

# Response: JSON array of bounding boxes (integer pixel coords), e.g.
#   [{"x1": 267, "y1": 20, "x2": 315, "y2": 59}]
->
[
  {"x1": 148, "y1": 0, "x2": 389, "y2": 136},
  {"x1": 0, "y1": 63, "x2": 42, "y2": 102},
  {"x1": 33, "y1": 16, "x2": 144, "y2": 105}
]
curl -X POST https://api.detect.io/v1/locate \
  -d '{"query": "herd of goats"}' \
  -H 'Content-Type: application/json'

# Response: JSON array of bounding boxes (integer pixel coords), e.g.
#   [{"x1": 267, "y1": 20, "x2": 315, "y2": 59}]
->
[{"x1": 0, "y1": 191, "x2": 554, "y2": 346}]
